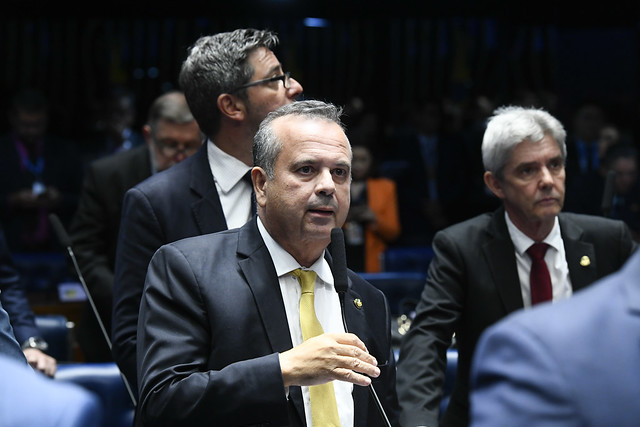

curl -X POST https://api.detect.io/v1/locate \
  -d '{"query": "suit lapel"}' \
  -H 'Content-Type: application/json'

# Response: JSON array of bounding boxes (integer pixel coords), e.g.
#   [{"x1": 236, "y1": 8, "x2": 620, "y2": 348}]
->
[
  {"x1": 189, "y1": 144, "x2": 228, "y2": 233},
  {"x1": 559, "y1": 214, "x2": 598, "y2": 292},
  {"x1": 342, "y1": 279, "x2": 376, "y2": 423},
  {"x1": 237, "y1": 219, "x2": 306, "y2": 424},
  {"x1": 483, "y1": 209, "x2": 525, "y2": 313},
  {"x1": 237, "y1": 219, "x2": 293, "y2": 353}
]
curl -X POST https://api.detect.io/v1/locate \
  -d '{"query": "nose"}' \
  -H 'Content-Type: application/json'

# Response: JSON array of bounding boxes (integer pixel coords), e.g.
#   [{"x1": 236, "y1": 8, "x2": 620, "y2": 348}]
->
[
  {"x1": 539, "y1": 167, "x2": 553, "y2": 187},
  {"x1": 316, "y1": 168, "x2": 336, "y2": 196},
  {"x1": 175, "y1": 150, "x2": 188, "y2": 163},
  {"x1": 287, "y1": 77, "x2": 304, "y2": 99}
]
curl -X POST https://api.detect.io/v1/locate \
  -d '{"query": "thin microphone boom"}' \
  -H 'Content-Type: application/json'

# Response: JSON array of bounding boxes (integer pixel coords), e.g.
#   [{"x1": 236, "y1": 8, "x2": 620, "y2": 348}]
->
[
  {"x1": 330, "y1": 227, "x2": 392, "y2": 427},
  {"x1": 48, "y1": 213, "x2": 137, "y2": 407}
]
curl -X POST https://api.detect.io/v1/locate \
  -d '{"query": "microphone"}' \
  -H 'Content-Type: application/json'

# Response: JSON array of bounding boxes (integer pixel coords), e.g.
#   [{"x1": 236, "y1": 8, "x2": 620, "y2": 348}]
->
[
  {"x1": 330, "y1": 227, "x2": 349, "y2": 294},
  {"x1": 330, "y1": 227, "x2": 392, "y2": 427},
  {"x1": 601, "y1": 169, "x2": 616, "y2": 218},
  {"x1": 48, "y1": 213, "x2": 137, "y2": 407}
]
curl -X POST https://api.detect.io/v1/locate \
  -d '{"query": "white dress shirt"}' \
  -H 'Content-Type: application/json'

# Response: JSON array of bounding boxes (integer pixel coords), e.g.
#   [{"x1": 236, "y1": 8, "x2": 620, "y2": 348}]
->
[
  {"x1": 257, "y1": 218, "x2": 354, "y2": 427},
  {"x1": 207, "y1": 139, "x2": 253, "y2": 229},
  {"x1": 505, "y1": 212, "x2": 573, "y2": 308}
]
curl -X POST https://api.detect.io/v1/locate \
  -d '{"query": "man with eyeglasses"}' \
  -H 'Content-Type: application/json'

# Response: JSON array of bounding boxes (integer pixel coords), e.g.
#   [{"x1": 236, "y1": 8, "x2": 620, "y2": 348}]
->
[
  {"x1": 68, "y1": 90, "x2": 202, "y2": 363},
  {"x1": 112, "y1": 28, "x2": 303, "y2": 398}
]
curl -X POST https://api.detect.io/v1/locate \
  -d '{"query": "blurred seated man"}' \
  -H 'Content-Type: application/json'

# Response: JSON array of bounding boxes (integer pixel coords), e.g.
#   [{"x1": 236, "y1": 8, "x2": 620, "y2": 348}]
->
[
  {"x1": 68, "y1": 91, "x2": 202, "y2": 362},
  {"x1": 605, "y1": 144, "x2": 640, "y2": 240},
  {"x1": 136, "y1": 100, "x2": 399, "y2": 426},
  {"x1": 0, "y1": 88, "x2": 82, "y2": 252}
]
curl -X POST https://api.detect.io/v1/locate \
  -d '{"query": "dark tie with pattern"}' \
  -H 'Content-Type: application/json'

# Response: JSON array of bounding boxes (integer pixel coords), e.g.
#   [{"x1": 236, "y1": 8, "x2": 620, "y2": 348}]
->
[
  {"x1": 242, "y1": 170, "x2": 256, "y2": 216},
  {"x1": 527, "y1": 242, "x2": 552, "y2": 305}
]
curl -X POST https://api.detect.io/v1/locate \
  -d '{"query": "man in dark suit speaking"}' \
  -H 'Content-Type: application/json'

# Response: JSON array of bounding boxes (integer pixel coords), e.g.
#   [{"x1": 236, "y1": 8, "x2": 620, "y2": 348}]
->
[
  {"x1": 396, "y1": 105, "x2": 636, "y2": 427},
  {"x1": 136, "y1": 100, "x2": 399, "y2": 426}
]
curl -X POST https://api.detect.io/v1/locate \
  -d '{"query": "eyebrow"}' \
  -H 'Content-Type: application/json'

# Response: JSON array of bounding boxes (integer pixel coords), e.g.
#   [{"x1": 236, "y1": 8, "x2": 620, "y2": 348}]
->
[
  {"x1": 258, "y1": 64, "x2": 283, "y2": 79},
  {"x1": 291, "y1": 158, "x2": 351, "y2": 170},
  {"x1": 515, "y1": 155, "x2": 563, "y2": 169}
]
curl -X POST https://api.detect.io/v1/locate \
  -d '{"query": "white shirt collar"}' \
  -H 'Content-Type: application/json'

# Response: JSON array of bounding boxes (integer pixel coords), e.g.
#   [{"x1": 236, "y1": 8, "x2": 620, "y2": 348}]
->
[
  {"x1": 256, "y1": 217, "x2": 334, "y2": 286},
  {"x1": 207, "y1": 139, "x2": 252, "y2": 193},
  {"x1": 505, "y1": 211, "x2": 563, "y2": 255}
]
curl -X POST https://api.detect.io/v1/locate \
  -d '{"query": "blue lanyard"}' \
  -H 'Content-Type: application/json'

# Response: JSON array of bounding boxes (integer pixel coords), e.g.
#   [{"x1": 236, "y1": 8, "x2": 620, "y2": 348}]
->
[{"x1": 14, "y1": 139, "x2": 44, "y2": 178}]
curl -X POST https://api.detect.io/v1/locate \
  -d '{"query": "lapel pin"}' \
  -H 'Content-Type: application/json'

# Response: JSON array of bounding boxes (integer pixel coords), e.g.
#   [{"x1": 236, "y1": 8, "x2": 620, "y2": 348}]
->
[
  {"x1": 580, "y1": 255, "x2": 591, "y2": 267},
  {"x1": 353, "y1": 298, "x2": 363, "y2": 309}
]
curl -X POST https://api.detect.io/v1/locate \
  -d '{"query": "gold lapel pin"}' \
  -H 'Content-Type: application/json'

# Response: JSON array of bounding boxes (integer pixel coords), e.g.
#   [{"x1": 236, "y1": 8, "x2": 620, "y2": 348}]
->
[
  {"x1": 353, "y1": 298, "x2": 363, "y2": 309},
  {"x1": 580, "y1": 256, "x2": 591, "y2": 267}
]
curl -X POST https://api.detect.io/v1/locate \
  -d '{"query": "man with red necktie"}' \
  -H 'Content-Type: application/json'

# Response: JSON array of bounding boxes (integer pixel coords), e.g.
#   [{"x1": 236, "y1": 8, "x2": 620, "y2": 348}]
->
[{"x1": 396, "y1": 105, "x2": 636, "y2": 427}]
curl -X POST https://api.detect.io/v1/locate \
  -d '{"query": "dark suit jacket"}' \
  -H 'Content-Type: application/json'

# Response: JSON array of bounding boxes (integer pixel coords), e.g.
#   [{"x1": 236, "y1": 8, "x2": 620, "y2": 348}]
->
[
  {"x1": 113, "y1": 143, "x2": 227, "y2": 393},
  {"x1": 470, "y1": 248, "x2": 640, "y2": 426},
  {"x1": 396, "y1": 207, "x2": 636, "y2": 427},
  {"x1": 68, "y1": 144, "x2": 152, "y2": 361},
  {"x1": 137, "y1": 217, "x2": 399, "y2": 426}
]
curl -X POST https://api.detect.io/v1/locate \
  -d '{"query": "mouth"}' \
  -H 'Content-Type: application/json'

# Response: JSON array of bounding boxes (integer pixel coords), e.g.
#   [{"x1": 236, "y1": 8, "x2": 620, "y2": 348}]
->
[
  {"x1": 537, "y1": 197, "x2": 558, "y2": 206},
  {"x1": 308, "y1": 207, "x2": 335, "y2": 217}
]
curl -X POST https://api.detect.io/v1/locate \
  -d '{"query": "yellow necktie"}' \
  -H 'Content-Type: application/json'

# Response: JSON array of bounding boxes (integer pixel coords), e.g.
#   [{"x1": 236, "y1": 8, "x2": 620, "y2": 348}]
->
[{"x1": 291, "y1": 268, "x2": 341, "y2": 427}]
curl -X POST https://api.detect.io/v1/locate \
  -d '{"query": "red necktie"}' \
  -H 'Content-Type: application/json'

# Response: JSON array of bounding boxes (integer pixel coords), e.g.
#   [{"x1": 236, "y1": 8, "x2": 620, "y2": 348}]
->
[{"x1": 527, "y1": 243, "x2": 552, "y2": 305}]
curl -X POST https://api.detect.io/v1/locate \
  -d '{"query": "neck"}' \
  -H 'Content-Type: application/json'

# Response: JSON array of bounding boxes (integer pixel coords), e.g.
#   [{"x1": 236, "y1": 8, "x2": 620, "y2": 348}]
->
[
  {"x1": 280, "y1": 238, "x2": 327, "y2": 268},
  {"x1": 509, "y1": 214, "x2": 555, "y2": 242},
  {"x1": 213, "y1": 128, "x2": 253, "y2": 166}
]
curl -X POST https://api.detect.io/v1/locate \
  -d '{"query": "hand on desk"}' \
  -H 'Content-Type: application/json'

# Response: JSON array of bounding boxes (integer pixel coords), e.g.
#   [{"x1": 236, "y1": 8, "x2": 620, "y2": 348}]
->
[{"x1": 23, "y1": 348, "x2": 57, "y2": 377}]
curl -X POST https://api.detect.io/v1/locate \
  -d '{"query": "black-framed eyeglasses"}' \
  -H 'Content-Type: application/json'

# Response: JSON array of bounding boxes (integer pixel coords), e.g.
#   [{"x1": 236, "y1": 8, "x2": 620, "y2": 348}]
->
[
  {"x1": 155, "y1": 139, "x2": 201, "y2": 157},
  {"x1": 230, "y1": 72, "x2": 291, "y2": 93}
]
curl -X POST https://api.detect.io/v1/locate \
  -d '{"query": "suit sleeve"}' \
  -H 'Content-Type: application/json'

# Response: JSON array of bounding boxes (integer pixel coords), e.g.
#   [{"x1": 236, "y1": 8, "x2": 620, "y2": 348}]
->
[
  {"x1": 396, "y1": 229, "x2": 465, "y2": 426},
  {"x1": 137, "y1": 244, "x2": 289, "y2": 426},
  {"x1": 112, "y1": 187, "x2": 165, "y2": 394},
  {"x1": 470, "y1": 315, "x2": 577, "y2": 426},
  {"x1": 0, "y1": 228, "x2": 39, "y2": 344}
]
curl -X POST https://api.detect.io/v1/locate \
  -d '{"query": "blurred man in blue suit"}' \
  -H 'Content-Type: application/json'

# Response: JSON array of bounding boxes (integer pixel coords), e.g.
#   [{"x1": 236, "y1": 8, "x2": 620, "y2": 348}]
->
[
  {"x1": 0, "y1": 354, "x2": 103, "y2": 427},
  {"x1": 470, "y1": 248, "x2": 640, "y2": 426}
]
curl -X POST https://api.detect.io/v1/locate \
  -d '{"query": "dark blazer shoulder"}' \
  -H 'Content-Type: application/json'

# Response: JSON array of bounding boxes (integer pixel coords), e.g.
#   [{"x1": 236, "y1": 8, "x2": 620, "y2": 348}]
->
[{"x1": 435, "y1": 209, "x2": 504, "y2": 246}]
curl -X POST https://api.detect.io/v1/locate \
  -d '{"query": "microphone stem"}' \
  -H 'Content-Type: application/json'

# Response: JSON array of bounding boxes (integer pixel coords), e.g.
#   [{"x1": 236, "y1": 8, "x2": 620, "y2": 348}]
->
[
  {"x1": 66, "y1": 246, "x2": 138, "y2": 407},
  {"x1": 67, "y1": 247, "x2": 112, "y2": 350},
  {"x1": 338, "y1": 292, "x2": 392, "y2": 427}
]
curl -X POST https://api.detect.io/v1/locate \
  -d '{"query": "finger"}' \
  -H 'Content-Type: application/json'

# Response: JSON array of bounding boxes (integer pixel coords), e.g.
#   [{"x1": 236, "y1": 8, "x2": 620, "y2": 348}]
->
[
  {"x1": 334, "y1": 353, "x2": 380, "y2": 378},
  {"x1": 331, "y1": 333, "x2": 370, "y2": 354},
  {"x1": 45, "y1": 364, "x2": 56, "y2": 377},
  {"x1": 333, "y1": 367, "x2": 373, "y2": 387},
  {"x1": 333, "y1": 341, "x2": 378, "y2": 368}
]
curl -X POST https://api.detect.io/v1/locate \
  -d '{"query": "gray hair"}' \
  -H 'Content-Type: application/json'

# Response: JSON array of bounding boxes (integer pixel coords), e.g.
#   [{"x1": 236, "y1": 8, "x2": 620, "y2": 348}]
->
[
  {"x1": 253, "y1": 100, "x2": 346, "y2": 179},
  {"x1": 482, "y1": 105, "x2": 567, "y2": 179},
  {"x1": 178, "y1": 29, "x2": 279, "y2": 138},
  {"x1": 146, "y1": 91, "x2": 197, "y2": 136}
]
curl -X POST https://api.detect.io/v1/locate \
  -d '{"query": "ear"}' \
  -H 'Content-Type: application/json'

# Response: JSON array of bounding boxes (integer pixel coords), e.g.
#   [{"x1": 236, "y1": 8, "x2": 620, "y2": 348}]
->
[
  {"x1": 143, "y1": 124, "x2": 153, "y2": 147},
  {"x1": 484, "y1": 171, "x2": 505, "y2": 200},
  {"x1": 252, "y1": 167, "x2": 268, "y2": 208},
  {"x1": 217, "y1": 93, "x2": 246, "y2": 122}
]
